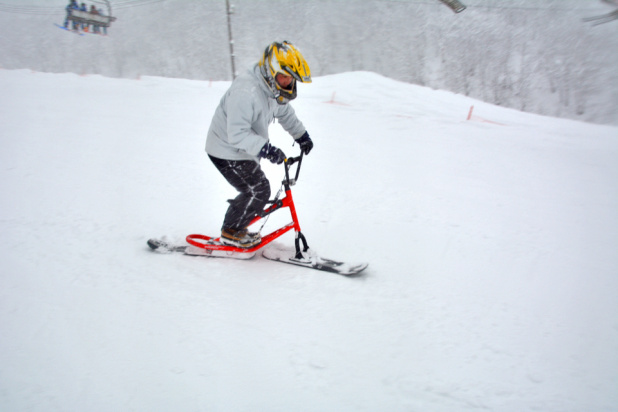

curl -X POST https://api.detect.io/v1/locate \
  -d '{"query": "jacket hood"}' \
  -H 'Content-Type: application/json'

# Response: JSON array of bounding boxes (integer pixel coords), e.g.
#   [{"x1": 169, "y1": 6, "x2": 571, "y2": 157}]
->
[{"x1": 251, "y1": 64, "x2": 276, "y2": 99}]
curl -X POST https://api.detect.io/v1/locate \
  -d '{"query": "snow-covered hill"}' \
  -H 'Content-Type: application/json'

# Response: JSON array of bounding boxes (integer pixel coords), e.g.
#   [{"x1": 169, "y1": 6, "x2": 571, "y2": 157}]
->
[
  {"x1": 1, "y1": 0, "x2": 617, "y2": 125},
  {"x1": 1, "y1": 69, "x2": 617, "y2": 411}
]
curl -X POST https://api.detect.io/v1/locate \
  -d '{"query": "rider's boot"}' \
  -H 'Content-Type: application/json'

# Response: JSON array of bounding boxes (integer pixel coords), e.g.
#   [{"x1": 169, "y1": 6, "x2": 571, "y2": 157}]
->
[{"x1": 221, "y1": 228, "x2": 262, "y2": 249}]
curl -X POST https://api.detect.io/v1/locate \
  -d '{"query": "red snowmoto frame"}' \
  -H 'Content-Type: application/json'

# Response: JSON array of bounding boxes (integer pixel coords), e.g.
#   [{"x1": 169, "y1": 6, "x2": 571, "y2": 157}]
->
[{"x1": 186, "y1": 152, "x2": 310, "y2": 259}]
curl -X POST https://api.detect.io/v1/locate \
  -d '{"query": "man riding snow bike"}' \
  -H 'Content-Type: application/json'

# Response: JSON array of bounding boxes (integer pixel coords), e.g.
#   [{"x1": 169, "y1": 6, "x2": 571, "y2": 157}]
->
[{"x1": 205, "y1": 41, "x2": 313, "y2": 249}]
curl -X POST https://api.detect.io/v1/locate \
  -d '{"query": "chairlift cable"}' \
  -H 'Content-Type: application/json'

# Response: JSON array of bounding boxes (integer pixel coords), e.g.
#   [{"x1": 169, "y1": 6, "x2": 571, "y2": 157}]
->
[
  {"x1": 0, "y1": 0, "x2": 167, "y2": 15},
  {"x1": 382, "y1": 0, "x2": 607, "y2": 12},
  {"x1": 112, "y1": 0, "x2": 167, "y2": 9},
  {"x1": 0, "y1": 0, "x2": 607, "y2": 15}
]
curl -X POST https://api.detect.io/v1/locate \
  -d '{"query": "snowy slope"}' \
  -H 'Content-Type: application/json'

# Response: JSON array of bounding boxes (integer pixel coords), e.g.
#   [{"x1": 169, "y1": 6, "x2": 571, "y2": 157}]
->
[{"x1": 1, "y1": 69, "x2": 617, "y2": 411}]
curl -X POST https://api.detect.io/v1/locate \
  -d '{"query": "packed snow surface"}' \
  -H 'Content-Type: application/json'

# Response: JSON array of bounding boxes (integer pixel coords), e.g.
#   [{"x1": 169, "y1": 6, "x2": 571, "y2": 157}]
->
[{"x1": 1, "y1": 69, "x2": 617, "y2": 411}]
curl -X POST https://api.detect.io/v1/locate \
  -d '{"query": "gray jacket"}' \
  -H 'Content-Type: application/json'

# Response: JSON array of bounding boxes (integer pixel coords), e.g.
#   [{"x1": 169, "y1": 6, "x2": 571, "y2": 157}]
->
[{"x1": 206, "y1": 64, "x2": 306, "y2": 162}]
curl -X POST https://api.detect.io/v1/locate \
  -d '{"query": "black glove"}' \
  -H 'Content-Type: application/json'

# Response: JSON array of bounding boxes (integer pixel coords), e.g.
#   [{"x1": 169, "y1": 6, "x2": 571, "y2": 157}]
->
[
  {"x1": 295, "y1": 131, "x2": 313, "y2": 155},
  {"x1": 259, "y1": 143, "x2": 286, "y2": 164}
]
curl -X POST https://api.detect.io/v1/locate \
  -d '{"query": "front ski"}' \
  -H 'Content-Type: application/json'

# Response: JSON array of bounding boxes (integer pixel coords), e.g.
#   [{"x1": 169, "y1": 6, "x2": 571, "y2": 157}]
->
[
  {"x1": 262, "y1": 245, "x2": 368, "y2": 276},
  {"x1": 147, "y1": 237, "x2": 256, "y2": 260}
]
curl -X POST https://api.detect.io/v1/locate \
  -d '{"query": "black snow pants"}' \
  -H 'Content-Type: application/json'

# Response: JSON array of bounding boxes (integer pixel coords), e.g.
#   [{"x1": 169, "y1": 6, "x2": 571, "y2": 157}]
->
[{"x1": 209, "y1": 155, "x2": 271, "y2": 231}]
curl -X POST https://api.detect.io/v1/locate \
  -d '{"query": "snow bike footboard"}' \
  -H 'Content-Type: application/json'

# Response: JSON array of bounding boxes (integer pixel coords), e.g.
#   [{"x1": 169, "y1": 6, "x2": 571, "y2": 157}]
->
[{"x1": 185, "y1": 222, "x2": 295, "y2": 254}]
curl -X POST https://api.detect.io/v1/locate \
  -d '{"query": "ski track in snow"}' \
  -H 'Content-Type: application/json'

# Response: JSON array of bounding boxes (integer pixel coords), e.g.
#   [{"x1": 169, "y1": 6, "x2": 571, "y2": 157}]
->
[{"x1": 1, "y1": 69, "x2": 617, "y2": 411}]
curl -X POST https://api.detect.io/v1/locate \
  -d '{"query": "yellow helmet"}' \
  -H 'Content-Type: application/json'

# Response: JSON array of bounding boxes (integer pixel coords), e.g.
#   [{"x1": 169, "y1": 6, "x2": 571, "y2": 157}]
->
[{"x1": 259, "y1": 41, "x2": 311, "y2": 104}]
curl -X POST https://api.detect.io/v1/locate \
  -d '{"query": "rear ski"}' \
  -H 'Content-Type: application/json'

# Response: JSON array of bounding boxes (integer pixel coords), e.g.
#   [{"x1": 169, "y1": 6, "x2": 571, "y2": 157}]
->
[{"x1": 147, "y1": 237, "x2": 256, "y2": 260}]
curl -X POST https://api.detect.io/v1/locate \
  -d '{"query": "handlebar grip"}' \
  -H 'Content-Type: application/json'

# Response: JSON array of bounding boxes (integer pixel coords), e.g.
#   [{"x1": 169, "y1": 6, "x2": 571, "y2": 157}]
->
[{"x1": 285, "y1": 155, "x2": 302, "y2": 166}]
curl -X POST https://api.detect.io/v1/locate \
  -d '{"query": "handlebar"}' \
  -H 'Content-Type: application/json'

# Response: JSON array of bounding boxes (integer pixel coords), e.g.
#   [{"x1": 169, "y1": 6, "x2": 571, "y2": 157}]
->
[{"x1": 283, "y1": 151, "x2": 304, "y2": 187}]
